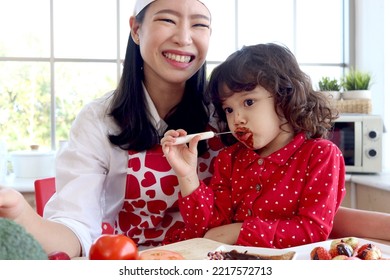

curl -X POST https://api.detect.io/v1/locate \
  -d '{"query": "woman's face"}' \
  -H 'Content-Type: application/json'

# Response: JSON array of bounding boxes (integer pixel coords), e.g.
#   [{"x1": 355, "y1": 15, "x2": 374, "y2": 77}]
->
[
  {"x1": 222, "y1": 85, "x2": 294, "y2": 156},
  {"x1": 131, "y1": 0, "x2": 211, "y2": 86}
]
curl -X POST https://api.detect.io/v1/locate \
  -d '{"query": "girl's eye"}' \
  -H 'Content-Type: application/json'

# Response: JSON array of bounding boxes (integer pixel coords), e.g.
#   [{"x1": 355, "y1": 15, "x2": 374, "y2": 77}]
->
[
  {"x1": 223, "y1": 107, "x2": 233, "y2": 114},
  {"x1": 244, "y1": 99, "x2": 254, "y2": 107}
]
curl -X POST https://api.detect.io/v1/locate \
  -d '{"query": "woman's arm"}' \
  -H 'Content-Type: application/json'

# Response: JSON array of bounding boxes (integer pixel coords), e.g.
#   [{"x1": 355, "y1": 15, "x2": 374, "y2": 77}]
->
[
  {"x1": 331, "y1": 206, "x2": 390, "y2": 240},
  {"x1": 0, "y1": 187, "x2": 81, "y2": 257}
]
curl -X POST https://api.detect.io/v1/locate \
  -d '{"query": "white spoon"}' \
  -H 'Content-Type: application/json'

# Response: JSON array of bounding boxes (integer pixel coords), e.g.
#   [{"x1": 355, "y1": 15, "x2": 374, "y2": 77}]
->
[{"x1": 172, "y1": 131, "x2": 232, "y2": 145}]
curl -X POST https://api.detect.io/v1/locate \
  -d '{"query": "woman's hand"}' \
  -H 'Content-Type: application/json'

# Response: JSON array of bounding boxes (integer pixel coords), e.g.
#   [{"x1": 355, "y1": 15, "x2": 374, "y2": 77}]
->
[{"x1": 0, "y1": 187, "x2": 27, "y2": 221}]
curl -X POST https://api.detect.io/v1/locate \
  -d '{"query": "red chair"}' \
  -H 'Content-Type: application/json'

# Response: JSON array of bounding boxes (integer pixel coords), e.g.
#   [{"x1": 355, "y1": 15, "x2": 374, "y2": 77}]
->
[
  {"x1": 34, "y1": 177, "x2": 114, "y2": 234},
  {"x1": 34, "y1": 177, "x2": 56, "y2": 217}
]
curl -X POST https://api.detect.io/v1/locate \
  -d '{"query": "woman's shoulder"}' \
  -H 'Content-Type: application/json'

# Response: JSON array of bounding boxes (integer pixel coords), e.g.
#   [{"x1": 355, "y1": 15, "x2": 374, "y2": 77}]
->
[
  {"x1": 73, "y1": 91, "x2": 120, "y2": 134},
  {"x1": 80, "y1": 91, "x2": 114, "y2": 114}
]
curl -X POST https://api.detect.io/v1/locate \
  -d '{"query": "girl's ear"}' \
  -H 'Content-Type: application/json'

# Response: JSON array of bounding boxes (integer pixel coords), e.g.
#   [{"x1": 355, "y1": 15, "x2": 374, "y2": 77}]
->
[{"x1": 129, "y1": 16, "x2": 140, "y2": 45}]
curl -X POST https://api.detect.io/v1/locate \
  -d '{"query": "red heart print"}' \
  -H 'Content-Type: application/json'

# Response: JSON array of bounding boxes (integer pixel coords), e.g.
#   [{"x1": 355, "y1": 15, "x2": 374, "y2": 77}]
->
[
  {"x1": 144, "y1": 229, "x2": 164, "y2": 239},
  {"x1": 199, "y1": 162, "x2": 208, "y2": 172},
  {"x1": 125, "y1": 175, "x2": 141, "y2": 199},
  {"x1": 161, "y1": 214, "x2": 173, "y2": 228},
  {"x1": 128, "y1": 157, "x2": 141, "y2": 172},
  {"x1": 145, "y1": 146, "x2": 172, "y2": 172},
  {"x1": 141, "y1": 171, "x2": 156, "y2": 188},
  {"x1": 151, "y1": 215, "x2": 162, "y2": 227},
  {"x1": 140, "y1": 221, "x2": 149, "y2": 228},
  {"x1": 145, "y1": 189, "x2": 156, "y2": 199},
  {"x1": 160, "y1": 175, "x2": 178, "y2": 196},
  {"x1": 131, "y1": 200, "x2": 146, "y2": 208},
  {"x1": 117, "y1": 211, "x2": 141, "y2": 231},
  {"x1": 147, "y1": 200, "x2": 167, "y2": 214}
]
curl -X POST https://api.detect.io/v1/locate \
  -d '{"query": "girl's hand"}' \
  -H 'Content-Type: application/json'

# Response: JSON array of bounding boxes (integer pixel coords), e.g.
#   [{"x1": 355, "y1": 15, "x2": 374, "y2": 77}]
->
[{"x1": 161, "y1": 129, "x2": 200, "y2": 178}]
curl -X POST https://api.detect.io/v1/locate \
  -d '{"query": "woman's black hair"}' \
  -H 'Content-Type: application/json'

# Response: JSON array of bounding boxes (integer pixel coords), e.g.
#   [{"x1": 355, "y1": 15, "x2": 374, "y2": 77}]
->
[
  {"x1": 207, "y1": 43, "x2": 338, "y2": 146},
  {"x1": 108, "y1": 7, "x2": 210, "y2": 154}
]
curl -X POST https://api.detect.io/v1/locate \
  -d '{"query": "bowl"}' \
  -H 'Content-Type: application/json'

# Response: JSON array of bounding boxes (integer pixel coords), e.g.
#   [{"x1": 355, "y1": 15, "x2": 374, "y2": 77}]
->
[{"x1": 10, "y1": 150, "x2": 55, "y2": 178}]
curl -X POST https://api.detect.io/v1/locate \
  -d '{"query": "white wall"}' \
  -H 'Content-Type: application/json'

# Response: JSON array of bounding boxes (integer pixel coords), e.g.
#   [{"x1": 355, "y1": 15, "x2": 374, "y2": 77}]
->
[{"x1": 355, "y1": 0, "x2": 389, "y2": 171}]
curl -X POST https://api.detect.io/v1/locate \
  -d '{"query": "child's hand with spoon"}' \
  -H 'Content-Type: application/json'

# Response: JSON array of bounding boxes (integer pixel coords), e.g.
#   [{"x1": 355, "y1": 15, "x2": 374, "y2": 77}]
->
[{"x1": 161, "y1": 129, "x2": 201, "y2": 194}]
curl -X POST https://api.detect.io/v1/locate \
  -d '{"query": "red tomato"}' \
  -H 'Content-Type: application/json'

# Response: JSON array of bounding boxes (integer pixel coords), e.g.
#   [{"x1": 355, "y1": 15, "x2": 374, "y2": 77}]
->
[
  {"x1": 48, "y1": 251, "x2": 71, "y2": 260},
  {"x1": 89, "y1": 234, "x2": 138, "y2": 260},
  {"x1": 139, "y1": 249, "x2": 185, "y2": 260}
]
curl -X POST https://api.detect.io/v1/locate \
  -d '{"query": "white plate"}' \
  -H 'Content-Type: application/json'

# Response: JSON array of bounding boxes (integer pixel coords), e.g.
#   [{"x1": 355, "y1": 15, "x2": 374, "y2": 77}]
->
[
  {"x1": 210, "y1": 238, "x2": 390, "y2": 260},
  {"x1": 289, "y1": 238, "x2": 390, "y2": 260}
]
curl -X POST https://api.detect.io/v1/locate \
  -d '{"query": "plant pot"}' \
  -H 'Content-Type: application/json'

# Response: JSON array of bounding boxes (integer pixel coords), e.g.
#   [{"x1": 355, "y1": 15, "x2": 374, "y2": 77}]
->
[
  {"x1": 342, "y1": 90, "x2": 371, "y2": 100},
  {"x1": 321, "y1": 91, "x2": 341, "y2": 100}
]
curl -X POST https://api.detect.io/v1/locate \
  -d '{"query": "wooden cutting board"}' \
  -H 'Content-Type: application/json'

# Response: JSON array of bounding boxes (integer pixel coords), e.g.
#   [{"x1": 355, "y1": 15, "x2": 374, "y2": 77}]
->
[{"x1": 140, "y1": 238, "x2": 224, "y2": 260}]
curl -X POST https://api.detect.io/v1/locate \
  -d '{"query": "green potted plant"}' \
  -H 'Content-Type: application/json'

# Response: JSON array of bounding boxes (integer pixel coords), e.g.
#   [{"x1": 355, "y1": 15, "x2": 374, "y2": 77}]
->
[
  {"x1": 318, "y1": 76, "x2": 341, "y2": 100},
  {"x1": 341, "y1": 69, "x2": 372, "y2": 100}
]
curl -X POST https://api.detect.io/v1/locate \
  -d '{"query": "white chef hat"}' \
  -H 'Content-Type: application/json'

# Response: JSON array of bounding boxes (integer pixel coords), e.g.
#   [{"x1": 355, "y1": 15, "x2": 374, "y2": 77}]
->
[{"x1": 134, "y1": 0, "x2": 211, "y2": 16}]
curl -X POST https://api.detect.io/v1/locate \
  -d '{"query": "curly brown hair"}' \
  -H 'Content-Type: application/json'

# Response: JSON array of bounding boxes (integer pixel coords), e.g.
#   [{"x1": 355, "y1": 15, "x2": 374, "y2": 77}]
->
[{"x1": 207, "y1": 43, "x2": 338, "y2": 145}]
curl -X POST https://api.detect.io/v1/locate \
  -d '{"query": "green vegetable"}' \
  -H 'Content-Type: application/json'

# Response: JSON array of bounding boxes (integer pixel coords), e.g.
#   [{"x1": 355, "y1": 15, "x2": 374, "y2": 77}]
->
[{"x1": 0, "y1": 218, "x2": 48, "y2": 260}]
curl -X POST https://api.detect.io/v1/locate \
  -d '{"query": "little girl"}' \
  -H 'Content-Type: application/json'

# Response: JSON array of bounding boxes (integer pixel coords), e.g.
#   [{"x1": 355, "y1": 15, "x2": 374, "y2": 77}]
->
[{"x1": 161, "y1": 43, "x2": 346, "y2": 249}]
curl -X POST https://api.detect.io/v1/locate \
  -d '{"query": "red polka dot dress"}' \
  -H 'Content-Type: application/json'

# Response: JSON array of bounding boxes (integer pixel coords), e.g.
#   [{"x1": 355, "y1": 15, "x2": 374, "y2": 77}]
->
[{"x1": 174, "y1": 132, "x2": 346, "y2": 248}]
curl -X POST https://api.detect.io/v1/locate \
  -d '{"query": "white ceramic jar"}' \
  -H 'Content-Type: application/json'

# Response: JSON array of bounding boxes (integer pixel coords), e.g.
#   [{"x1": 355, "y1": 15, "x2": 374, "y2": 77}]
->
[{"x1": 10, "y1": 150, "x2": 55, "y2": 178}]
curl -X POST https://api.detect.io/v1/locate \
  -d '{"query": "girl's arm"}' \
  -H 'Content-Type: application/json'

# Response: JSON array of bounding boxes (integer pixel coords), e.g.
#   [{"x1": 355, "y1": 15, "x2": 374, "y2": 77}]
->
[
  {"x1": 204, "y1": 223, "x2": 243, "y2": 244},
  {"x1": 0, "y1": 187, "x2": 81, "y2": 257},
  {"x1": 331, "y1": 206, "x2": 390, "y2": 240}
]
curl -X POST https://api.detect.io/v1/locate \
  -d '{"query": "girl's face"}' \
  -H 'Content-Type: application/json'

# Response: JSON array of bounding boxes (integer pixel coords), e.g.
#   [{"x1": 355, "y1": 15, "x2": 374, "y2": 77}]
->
[
  {"x1": 131, "y1": 0, "x2": 211, "y2": 86},
  {"x1": 222, "y1": 85, "x2": 294, "y2": 157}
]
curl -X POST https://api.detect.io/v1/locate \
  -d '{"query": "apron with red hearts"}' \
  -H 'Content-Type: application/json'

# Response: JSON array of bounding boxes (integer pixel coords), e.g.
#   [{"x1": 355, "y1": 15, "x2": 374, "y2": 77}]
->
[{"x1": 113, "y1": 137, "x2": 223, "y2": 247}]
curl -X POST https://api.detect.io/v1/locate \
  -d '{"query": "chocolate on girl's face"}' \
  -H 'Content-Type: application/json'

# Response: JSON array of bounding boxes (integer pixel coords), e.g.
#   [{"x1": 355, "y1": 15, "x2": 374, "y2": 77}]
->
[{"x1": 234, "y1": 127, "x2": 254, "y2": 149}]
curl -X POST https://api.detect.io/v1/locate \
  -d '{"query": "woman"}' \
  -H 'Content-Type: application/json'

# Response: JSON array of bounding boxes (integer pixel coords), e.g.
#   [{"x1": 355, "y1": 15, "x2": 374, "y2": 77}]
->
[
  {"x1": 0, "y1": 0, "x2": 389, "y2": 258},
  {"x1": 0, "y1": 0, "x2": 215, "y2": 258}
]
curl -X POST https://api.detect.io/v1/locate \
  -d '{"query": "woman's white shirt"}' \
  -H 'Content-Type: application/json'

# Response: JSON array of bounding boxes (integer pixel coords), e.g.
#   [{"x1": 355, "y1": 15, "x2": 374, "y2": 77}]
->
[{"x1": 44, "y1": 90, "x2": 167, "y2": 256}]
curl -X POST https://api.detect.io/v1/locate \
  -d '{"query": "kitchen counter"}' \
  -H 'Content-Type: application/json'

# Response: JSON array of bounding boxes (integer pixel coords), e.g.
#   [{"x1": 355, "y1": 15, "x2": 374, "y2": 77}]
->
[
  {"x1": 1, "y1": 174, "x2": 36, "y2": 192},
  {"x1": 348, "y1": 172, "x2": 390, "y2": 191}
]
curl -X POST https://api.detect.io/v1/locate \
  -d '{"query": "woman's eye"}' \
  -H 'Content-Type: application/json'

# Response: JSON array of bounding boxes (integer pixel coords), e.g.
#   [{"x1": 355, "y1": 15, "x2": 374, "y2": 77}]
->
[
  {"x1": 157, "y1": 18, "x2": 175, "y2": 24},
  {"x1": 244, "y1": 99, "x2": 254, "y2": 106},
  {"x1": 193, "y1": 23, "x2": 210, "y2": 29}
]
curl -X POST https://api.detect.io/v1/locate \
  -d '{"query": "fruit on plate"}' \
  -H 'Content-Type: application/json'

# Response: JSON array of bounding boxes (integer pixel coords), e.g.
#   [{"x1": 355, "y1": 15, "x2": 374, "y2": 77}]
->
[
  {"x1": 356, "y1": 243, "x2": 382, "y2": 260},
  {"x1": 330, "y1": 237, "x2": 359, "y2": 251},
  {"x1": 342, "y1": 237, "x2": 360, "y2": 251},
  {"x1": 310, "y1": 247, "x2": 332, "y2": 260},
  {"x1": 332, "y1": 255, "x2": 360, "y2": 260},
  {"x1": 329, "y1": 242, "x2": 354, "y2": 258},
  {"x1": 89, "y1": 234, "x2": 138, "y2": 260},
  {"x1": 48, "y1": 251, "x2": 71, "y2": 260},
  {"x1": 309, "y1": 237, "x2": 386, "y2": 260},
  {"x1": 138, "y1": 249, "x2": 185, "y2": 260}
]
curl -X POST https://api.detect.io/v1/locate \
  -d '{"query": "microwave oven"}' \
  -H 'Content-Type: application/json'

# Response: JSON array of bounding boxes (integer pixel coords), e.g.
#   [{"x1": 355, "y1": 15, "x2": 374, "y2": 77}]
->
[{"x1": 328, "y1": 114, "x2": 383, "y2": 174}]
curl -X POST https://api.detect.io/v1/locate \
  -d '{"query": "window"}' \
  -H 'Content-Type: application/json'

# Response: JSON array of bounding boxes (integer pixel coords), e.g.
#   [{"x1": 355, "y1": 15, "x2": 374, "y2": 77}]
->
[{"x1": 0, "y1": 0, "x2": 347, "y2": 153}]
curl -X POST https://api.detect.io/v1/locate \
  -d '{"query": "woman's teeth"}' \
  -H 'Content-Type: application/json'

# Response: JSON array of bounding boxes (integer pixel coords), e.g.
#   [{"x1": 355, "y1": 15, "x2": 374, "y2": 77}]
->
[{"x1": 164, "y1": 52, "x2": 192, "y2": 63}]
